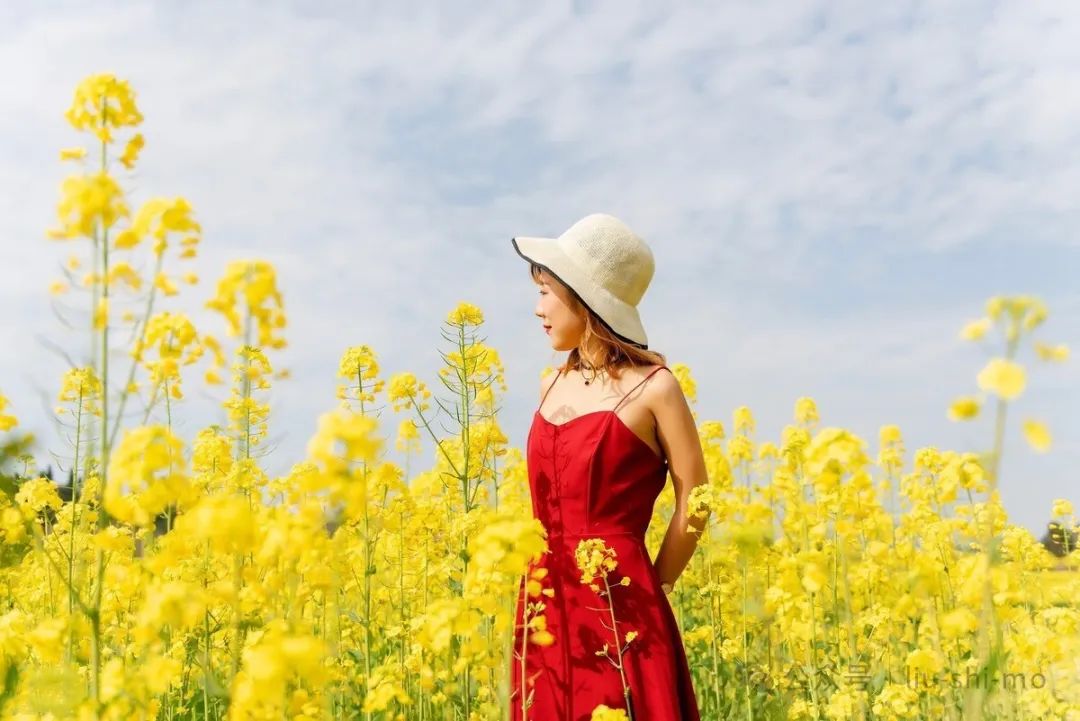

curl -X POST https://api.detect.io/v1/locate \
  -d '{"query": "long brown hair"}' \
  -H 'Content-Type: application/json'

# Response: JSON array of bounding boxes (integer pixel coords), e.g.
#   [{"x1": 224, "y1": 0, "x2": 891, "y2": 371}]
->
[{"x1": 530, "y1": 262, "x2": 666, "y2": 381}]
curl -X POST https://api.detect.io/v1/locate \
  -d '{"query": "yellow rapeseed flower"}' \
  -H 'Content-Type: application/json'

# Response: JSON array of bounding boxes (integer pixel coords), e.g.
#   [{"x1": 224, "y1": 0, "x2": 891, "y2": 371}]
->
[
  {"x1": 879, "y1": 424, "x2": 903, "y2": 446},
  {"x1": 64, "y1": 73, "x2": 143, "y2": 141},
  {"x1": 223, "y1": 346, "x2": 274, "y2": 450},
  {"x1": 201, "y1": 333, "x2": 227, "y2": 382},
  {"x1": 119, "y1": 132, "x2": 144, "y2": 170},
  {"x1": 0, "y1": 391, "x2": 18, "y2": 431},
  {"x1": 338, "y1": 345, "x2": 385, "y2": 406},
  {"x1": 306, "y1": 407, "x2": 383, "y2": 482},
  {"x1": 26, "y1": 617, "x2": 66, "y2": 665},
  {"x1": 905, "y1": 646, "x2": 944, "y2": 676},
  {"x1": 758, "y1": 441, "x2": 779, "y2": 461},
  {"x1": 134, "y1": 580, "x2": 206, "y2": 644},
  {"x1": 939, "y1": 607, "x2": 979, "y2": 639},
  {"x1": 104, "y1": 424, "x2": 190, "y2": 527},
  {"x1": 107, "y1": 261, "x2": 142, "y2": 291},
  {"x1": 47, "y1": 172, "x2": 129, "y2": 240},
  {"x1": 1051, "y1": 499, "x2": 1074, "y2": 518},
  {"x1": 870, "y1": 683, "x2": 920, "y2": 720},
  {"x1": 89, "y1": 526, "x2": 133, "y2": 553},
  {"x1": 794, "y1": 397, "x2": 819, "y2": 424},
  {"x1": 93, "y1": 297, "x2": 108, "y2": 330},
  {"x1": 1021, "y1": 296, "x2": 1048, "y2": 332},
  {"x1": 591, "y1": 704, "x2": 630, "y2": 721},
  {"x1": 574, "y1": 538, "x2": 619, "y2": 589},
  {"x1": 734, "y1": 406, "x2": 755, "y2": 434},
  {"x1": 669, "y1": 363, "x2": 698, "y2": 404},
  {"x1": 959, "y1": 317, "x2": 991, "y2": 341},
  {"x1": 386, "y1": 371, "x2": 432, "y2": 413},
  {"x1": 14, "y1": 478, "x2": 63, "y2": 515},
  {"x1": 824, "y1": 689, "x2": 859, "y2": 720},
  {"x1": 359, "y1": 665, "x2": 412, "y2": 713},
  {"x1": 114, "y1": 197, "x2": 201, "y2": 255},
  {"x1": 801, "y1": 560, "x2": 826, "y2": 594},
  {"x1": 947, "y1": 395, "x2": 980, "y2": 421},
  {"x1": 205, "y1": 260, "x2": 287, "y2": 349},
  {"x1": 699, "y1": 420, "x2": 725, "y2": 442},
  {"x1": 1034, "y1": 341, "x2": 1069, "y2": 362},
  {"x1": 1022, "y1": 418, "x2": 1052, "y2": 453},
  {"x1": 174, "y1": 494, "x2": 256, "y2": 554},
  {"x1": 531, "y1": 628, "x2": 555, "y2": 646},
  {"x1": 191, "y1": 427, "x2": 233, "y2": 476},
  {"x1": 728, "y1": 435, "x2": 754, "y2": 465},
  {"x1": 805, "y1": 427, "x2": 869, "y2": 477},
  {"x1": 467, "y1": 517, "x2": 548, "y2": 578},
  {"x1": 154, "y1": 271, "x2": 179, "y2": 296},
  {"x1": 976, "y1": 358, "x2": 1026, "y2": 400},
  {"x1": 131, "y1": 312, "x2": 203, "y2": 401},
  {"x1": 58, "y1": 366, "x2": 103, "y2": 416},
  {"x1": 229, "y1": 623, "x2": 329, "y2": 718},
  {"x1": 953, "y1": 453, "x2": 987, "y2": 491},
  {"x1": 0, "y1": 507, "x2": 26, "y2": 543},
  {"x1": 446, "y1": 301, "x2": 484, "y2": 326},
  {"x1": 781, "y1": 425, "x2": 807, "y2": 464}
]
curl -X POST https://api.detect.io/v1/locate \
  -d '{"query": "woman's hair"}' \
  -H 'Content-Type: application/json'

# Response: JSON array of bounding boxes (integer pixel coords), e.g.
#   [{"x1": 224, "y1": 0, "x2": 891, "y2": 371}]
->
[{"x1": 530, "y1": 263, "x2": 666, "y2": 381}]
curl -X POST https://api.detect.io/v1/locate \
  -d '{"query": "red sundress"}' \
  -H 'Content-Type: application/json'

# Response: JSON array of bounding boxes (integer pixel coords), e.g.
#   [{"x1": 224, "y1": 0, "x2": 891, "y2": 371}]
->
[{"x1": 510, "y1": 364, "x2": 702, "y2": 721}]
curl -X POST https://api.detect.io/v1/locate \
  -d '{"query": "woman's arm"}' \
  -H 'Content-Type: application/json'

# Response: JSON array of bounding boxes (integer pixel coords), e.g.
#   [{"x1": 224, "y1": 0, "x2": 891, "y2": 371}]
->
[{"x1": 650, "y1": 370, "x2": 711, "y2": 591}]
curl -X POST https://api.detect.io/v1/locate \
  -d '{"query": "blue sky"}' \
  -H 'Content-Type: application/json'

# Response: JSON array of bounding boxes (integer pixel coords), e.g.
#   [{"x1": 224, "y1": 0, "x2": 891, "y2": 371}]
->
[{"x1": 0, "y1": 1, "x2": 1076, "y2": 535}]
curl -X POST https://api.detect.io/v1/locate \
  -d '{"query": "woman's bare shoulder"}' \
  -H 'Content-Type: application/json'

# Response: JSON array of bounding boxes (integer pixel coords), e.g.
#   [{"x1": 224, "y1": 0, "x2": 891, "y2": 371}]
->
[{"x1": 539, "y1": 367, "x2": 564, "y2": 401}]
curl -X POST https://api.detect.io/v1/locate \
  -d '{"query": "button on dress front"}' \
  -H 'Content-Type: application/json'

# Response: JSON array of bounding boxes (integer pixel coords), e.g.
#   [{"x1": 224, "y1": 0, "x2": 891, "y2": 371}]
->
[{"x1": 509, "y1": 365, "x2": 702, "y2": 721}]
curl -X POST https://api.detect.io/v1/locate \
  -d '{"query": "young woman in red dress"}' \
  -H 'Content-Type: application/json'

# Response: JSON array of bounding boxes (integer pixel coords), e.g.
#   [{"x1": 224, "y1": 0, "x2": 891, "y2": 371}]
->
[{"x1": 508, "y1": 213, "x2": 710, "y2": 721}]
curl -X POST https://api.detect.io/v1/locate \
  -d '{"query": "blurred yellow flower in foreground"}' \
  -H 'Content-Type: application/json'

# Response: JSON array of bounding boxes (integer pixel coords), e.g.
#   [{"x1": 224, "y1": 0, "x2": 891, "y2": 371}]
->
[
  {"x1": 947, "y1": 395, "x2": 981, "y2": 421},
  {"x1": 976, "y1": 358, "x2": 1026, "y2": 400},
  {"x1": 104, "y1": 424, "x2": 190, "y2": 527},
  {"x1": 591, "y1": 705, "x2": 630, "y2": 721},
  {"x1": 959, "y1": 317, "x2": 991, "y2": 340},
  {"x1": 1022, "y1": 419, "x2": 1052, "y2": 453},
  {"x1": 47, "y1": 172, "x2": 129, "y2": 241},
  {"x1": 64, "y1": 72, "x2": 143, "y2": 142},
  {"x1": 1035, "y1": 341, "x2": 1070, "y2": 362},
  {"x1": 1051, "y1": 499, "x2": 1074, "y2": 519},
  {"x1": 0, "y1": 391, "x2": 17, "y2": 431}
]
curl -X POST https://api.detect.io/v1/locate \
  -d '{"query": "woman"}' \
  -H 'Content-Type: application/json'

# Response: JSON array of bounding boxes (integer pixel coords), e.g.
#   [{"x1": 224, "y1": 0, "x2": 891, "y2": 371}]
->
[{"x1": 508, "y1": 213, "x2": 709, "y2": 721}]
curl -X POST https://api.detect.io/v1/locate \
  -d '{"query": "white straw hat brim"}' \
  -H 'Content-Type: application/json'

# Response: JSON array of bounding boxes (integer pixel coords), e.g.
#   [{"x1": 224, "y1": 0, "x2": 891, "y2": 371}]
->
[{"x1": 511, "y1": 235, "x2": 649, "y2": 348}]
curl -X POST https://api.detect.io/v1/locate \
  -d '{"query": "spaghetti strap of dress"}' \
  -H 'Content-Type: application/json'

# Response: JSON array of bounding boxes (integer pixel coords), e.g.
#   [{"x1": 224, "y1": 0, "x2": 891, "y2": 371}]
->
[
  {"x1": 612, "y1": 364, "x2": 670, "y2": 413},
  {"x1": 538, "y1": 370, "x2": 562, "y2": 413}
]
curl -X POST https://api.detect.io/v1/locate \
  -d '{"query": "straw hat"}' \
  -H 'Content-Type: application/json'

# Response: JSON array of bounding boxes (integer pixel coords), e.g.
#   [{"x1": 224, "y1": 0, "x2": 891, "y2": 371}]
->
[{"x1": 511, "y1": 213, "x2": 655, "y2": 349}]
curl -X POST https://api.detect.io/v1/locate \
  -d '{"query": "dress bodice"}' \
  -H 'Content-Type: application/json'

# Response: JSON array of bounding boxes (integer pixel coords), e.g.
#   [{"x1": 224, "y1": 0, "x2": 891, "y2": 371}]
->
[{"x1": 526, "y1": 365, "x2": 670, "y2": 540}]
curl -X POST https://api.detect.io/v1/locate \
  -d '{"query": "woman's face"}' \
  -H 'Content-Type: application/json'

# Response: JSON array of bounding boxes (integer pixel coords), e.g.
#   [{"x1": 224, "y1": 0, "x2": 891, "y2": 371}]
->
[{"x1": 535, "y1": 271, "x2": 585, "y2": 351}]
